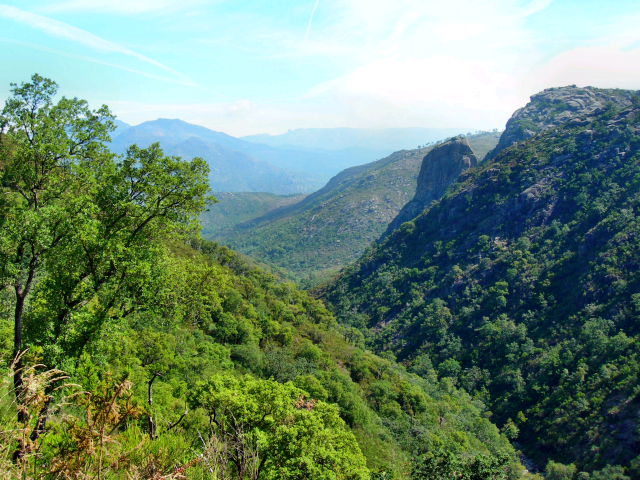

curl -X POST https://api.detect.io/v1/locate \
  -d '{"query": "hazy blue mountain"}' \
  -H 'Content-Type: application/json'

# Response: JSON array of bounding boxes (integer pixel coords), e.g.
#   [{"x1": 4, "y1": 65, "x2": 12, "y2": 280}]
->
[
  {"x1": 108, "y1": 118, "x2": 243, "y2": 154},
  {"x1": 241, "y1": 127, "x2": 476, "y2": 152},
  {"x1": 112, "y1": 119, "x2": 131, "y2": 135},
  {"x1": 166, "y1": 136, "x2": 323, "y2": 194},
  {"x1": 108, "y1": 119, "x2": 397, "y2": 182}
]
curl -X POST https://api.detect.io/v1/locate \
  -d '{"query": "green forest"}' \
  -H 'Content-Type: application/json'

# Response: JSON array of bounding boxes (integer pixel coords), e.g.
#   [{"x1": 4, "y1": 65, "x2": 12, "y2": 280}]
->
[
  {"x1": 322, "y1": 88, "x2": 640, "y2": 478},
  {"x1": 0, "y1": 76, "x2": 523, "y2": 478},
  {"x1": 4, "y1": 73, "x2": 640, "y2": 480}
]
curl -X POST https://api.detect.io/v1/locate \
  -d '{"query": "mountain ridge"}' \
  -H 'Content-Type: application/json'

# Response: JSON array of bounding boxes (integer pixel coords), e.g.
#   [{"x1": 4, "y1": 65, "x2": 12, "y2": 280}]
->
[
  {"x1": 242, "y1": 126, "x2": 479, "y2": 152},
  {"x1": 205, "y1": 132, "x2": 500, "y2": 283},
  {"x1": 319, "y1": 86, "x2": 640, "y2": 474}
]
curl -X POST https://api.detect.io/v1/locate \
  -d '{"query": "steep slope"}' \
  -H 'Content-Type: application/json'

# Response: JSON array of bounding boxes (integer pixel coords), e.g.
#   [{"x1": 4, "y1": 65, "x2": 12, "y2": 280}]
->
[
  {"x1": 321, "y1": 87, "x2": 640, "y2": 474},
  {"x1": 200, "y1": 191, "x2": 307, "y2": 238},
  {"x1": 242, "y1": 126, "x2": 475, "y2": 152},
  {"x1": 383, "y1": 137, "x2": 478, "y2": 237},
  {"x1": 167, "y1": 136, "x2": 321, "y2": 194},
  {"x1": 1, "y1": 237, "x2": 521, "y2": 477},
  {"x1": 207, "y1": 132, "x2": 499, "y2": 283}
]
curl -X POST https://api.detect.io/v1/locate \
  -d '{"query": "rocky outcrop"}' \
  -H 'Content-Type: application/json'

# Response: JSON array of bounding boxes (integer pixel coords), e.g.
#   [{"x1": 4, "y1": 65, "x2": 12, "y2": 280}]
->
[
  {"x1": 486, "y1": 85, "x2": 639, "y2": 160},
  {"x1": 382, "y1": 137, "x2": 477, "y2": 237}
]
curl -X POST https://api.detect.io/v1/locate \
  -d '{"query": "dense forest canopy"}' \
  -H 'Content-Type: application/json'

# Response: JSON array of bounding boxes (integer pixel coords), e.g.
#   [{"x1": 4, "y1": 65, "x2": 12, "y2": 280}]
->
[
  {"x1": 0, "y1": 76, "x2": 521, "y2": 479},
  {"x1": 321, "y1": 87, "x2": 640, "y2": 478}
]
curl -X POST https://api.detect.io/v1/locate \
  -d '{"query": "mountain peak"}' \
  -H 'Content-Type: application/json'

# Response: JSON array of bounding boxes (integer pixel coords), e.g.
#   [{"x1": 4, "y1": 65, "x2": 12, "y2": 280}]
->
[
  {"x1": 382, "y1": 136, "x2": 478, "y2": 237},
  {"x1": 486, "y1": 85, "x2": 639, "y2": 160}
]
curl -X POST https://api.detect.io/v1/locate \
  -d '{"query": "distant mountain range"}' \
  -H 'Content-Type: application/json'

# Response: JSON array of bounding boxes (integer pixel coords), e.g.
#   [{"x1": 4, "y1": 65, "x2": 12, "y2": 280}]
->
[
  {"x1": 108, "y1": 119, "x2": 478, "y2": 194},
  {"x1": 109, "y1": 119, "x2": 322, "y2": 194},
  {"x1": 241, "y1": 127, "x2": 477, "y2": 151}
]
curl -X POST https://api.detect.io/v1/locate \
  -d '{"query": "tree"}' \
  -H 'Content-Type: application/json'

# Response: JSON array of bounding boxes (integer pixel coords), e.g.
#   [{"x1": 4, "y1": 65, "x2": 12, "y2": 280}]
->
[
  {"x1": 545, "y1": 461, "x2": 577, "y2": 480},
  {"x1": 0, "y1": 75, "x2": 212, "y2": 419},
  {"x1": 189, "y1": 374, "x2": 370, "y2": 480},
  {"x1": 0, "y1": 74, "x2": 114, "y2": 405},
  {"x1": 411, "y1": 448, "x2": 510, "y2": 480}
]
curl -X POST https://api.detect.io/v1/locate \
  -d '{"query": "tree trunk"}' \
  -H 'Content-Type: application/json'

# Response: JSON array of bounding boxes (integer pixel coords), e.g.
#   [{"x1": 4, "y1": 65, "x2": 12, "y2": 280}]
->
[{"x1": 13, "y1": 293, "x2": 26, "y2": 423}]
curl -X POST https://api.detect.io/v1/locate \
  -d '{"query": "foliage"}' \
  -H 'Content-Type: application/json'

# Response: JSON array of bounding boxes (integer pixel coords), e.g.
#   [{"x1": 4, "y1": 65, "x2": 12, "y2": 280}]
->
[
  {"x1": 322, "y1": 88, "x2": 640, "y2": 473},
  {"x1": 207, "y1": 133, "x2": 500, "y2": 285},
  {"x1": 0, "y1": 74, "x2": 213, "y2": 373},
  {"x1": 0, "y1": 75, "x2": 517, "y2": 479},
  {"x1": 190, "y1": 373, "x2": 369, "y2": 480},
  {"x1": 411, "y1": 449, "x2": 510, "y2": 480}
]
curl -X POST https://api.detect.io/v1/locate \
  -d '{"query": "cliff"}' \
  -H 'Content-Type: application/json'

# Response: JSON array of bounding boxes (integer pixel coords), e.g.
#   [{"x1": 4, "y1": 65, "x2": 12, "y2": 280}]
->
[{"x1": 382, "y1": 136, "x2": 478, "y2": 237}]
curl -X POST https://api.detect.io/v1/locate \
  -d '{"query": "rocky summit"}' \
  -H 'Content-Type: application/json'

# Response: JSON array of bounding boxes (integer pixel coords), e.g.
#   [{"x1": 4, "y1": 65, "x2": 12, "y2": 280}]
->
[
  {"x1": 383, "y1": 136, "x2": 478, "y2": 237},
  {"x1": 486, "y1": 85, "x2": 640, "y2": 160}
]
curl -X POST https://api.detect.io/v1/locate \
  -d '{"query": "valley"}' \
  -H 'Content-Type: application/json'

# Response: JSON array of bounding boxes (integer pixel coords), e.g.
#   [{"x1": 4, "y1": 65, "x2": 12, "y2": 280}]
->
[
  {"x1": 2, "y1": 74, "x2": 640, "y2": 480},
  {"x1": 204, "y1": 131, "x2": 500, "y2": 284}
]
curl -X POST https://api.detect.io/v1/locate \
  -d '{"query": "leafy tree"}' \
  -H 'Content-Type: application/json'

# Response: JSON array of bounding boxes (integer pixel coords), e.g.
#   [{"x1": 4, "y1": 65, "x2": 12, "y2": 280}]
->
[
  {"x1": 189, "y1": 374, "x2": 370, "y2": 480},
  {"x1": 589, "y1": 465, "x2": 629, "y2": 480},
  {"x1": 411, "y1": 448, "x2": 510, "y2": 480},
  {"x1": 0, "y1": 75, "x2": 212, "y2": 414},
  {"x1": 545, "y1": 461, "x2": 576, "y2": 480},
  {"x1": 0, "y1": 74, "x2": 114, "y2": 405}
]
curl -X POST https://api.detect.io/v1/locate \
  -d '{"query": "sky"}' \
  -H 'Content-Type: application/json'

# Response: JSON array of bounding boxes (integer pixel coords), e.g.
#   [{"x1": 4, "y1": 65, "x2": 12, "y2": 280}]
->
[{"x1": 0, "y1": 0, "x2": 639, "y2": 137}]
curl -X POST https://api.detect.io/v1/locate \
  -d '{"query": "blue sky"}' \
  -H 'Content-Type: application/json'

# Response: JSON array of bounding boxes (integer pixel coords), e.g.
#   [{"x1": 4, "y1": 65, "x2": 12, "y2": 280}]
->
[{"x1": 1, "y1": 0, "x2": 639, "y2": 136}]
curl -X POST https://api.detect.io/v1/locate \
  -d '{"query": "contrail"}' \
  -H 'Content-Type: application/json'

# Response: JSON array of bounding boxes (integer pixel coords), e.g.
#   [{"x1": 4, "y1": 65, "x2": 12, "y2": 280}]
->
[
  {"x1": 0, "y1": 4, "x2": 191, "y2": 82},
  {"x1": 296, "y1": 0, "x2": 320, "y2": 71}
]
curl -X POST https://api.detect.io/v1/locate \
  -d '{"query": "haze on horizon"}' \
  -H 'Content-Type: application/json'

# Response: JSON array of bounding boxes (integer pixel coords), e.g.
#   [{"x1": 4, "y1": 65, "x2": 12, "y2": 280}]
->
[{"x1": 1, "y1": 0, "x2": 639, "y2": 137}]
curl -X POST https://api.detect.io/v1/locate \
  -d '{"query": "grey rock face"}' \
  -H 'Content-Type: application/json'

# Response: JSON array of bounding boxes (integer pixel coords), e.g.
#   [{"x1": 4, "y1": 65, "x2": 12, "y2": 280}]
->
[
  {"x1": 486, "y1": 86, "x2": 639, "y2": 160},
  {"x1": 382, "y1": 137, "x2": 477, "y2": 237}
]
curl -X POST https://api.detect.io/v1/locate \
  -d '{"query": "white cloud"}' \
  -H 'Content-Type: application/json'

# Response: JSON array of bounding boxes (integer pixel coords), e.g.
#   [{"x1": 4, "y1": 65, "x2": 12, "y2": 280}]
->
[
  {"x1": 0, "y1": 4, "x2": 192, "y2": 83},
  {"x1": 224, "y1": 99, "x2": 253, "y2": 117},
  {"x1": 522, "y1": 45, "x2": 640, "y2": 93}
]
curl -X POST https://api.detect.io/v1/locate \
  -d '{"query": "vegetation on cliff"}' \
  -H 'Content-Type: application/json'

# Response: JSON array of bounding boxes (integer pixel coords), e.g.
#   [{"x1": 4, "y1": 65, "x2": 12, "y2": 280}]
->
[
  {"x1": 321, "y1": 87, "x2": 640, "y2": 476},
  {"x1": 0, "y1": 75, "x2": 516, "y2": 479},
  {"x1": 206, "y1": 132, "x2": 499, "y2": 285}
]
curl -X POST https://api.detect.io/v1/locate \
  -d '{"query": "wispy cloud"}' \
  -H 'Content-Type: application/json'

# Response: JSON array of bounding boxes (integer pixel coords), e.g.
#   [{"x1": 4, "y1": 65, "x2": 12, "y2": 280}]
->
[
  {"x1": 40, "y1": 0, "x2": 206, "y2": 15},
  {"x1": 0, "y1": 37, "x2": 197, "y2": 87},
  {"x1": 296, "y1": 0, "x2": 320, "y2": 71},
  {"x1": 519, "y1": 0, "x2": 555, "y2": 18},
  {"x1": 0, "y1": 4, "x2": 193, "y2": 83}
]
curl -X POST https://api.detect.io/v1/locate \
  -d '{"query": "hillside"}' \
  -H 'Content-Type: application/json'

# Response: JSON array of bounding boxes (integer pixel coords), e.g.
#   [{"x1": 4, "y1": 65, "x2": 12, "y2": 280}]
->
[
  {"x1": 320, "y1": 87, "x2": 640, "y2": 475},
  {"x1": 207, "y1": 132, "x2": 500, "y2": 284},
  {"x1": 0, "y1": 75, "x2": 520, "y2": 479},
  {"x1": 200, "y1": 192, "x2": 307, "y2": 238},
  {"x1": 0, "y1": 238, "x2": 521, "y2": 478}
]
